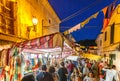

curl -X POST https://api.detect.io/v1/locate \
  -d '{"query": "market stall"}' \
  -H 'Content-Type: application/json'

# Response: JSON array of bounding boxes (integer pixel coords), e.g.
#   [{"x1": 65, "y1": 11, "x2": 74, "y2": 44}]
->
[{"x1": 0, "y1": 32, "x2": 75, "y2": 81}]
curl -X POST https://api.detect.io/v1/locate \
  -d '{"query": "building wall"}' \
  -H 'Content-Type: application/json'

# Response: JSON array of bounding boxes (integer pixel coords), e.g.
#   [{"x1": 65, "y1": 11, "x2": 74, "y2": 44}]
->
[
  {"x1": 96, "y1": 4, "x2": 120, "y2": 56},
  {"x1": 96, "y1": 5, "x2": 120, "y2": 69},
  {"x1": 16, "y1": 0, "x2": 60, "y2": 39},
  {"x1": 0, "y1": 0, "x2": 60, "y2": 44},
  {"x1": 103, "y1": 5, "x2": 120, "y2": 53},
  {"x1": 96, "y1": 34, "x2": 103, "y2": 55}
]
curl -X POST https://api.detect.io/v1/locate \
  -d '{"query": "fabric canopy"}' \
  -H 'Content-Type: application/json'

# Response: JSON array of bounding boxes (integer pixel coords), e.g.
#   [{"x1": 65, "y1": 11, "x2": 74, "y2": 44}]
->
[
  {"x1": 12, "y1": 32, "x2": 75, "y2": 58},
  {"x1": 48, "y1": 0, "x2": 114, "y2": 32},
  {"x1": 13, "y1": 33, "x2": 62, "y2": 49}
]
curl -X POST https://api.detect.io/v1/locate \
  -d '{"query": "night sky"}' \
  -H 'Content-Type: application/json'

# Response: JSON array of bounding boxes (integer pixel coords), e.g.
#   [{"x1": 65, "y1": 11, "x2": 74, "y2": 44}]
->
[{"x1": 48, "y1": 0, "x2": 114, "y2": 42}]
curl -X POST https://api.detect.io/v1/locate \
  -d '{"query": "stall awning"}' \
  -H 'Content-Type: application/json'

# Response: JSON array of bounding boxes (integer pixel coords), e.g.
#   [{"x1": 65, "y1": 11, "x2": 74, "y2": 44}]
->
[
  {"x1": 48, "y1": 0, "x2": 114, "y2": 32},
  {"x1": 12, "y1": 32, "x2": 74, "y2": 49},
  {"x1": 11, "y1": 32, "x2": 75, "y2": 58}
]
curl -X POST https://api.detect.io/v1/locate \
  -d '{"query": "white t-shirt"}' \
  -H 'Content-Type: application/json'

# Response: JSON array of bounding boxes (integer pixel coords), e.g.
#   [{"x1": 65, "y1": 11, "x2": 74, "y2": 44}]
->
[{"x1": 102, "y1": 68, "x2": 119, "y2": 81}]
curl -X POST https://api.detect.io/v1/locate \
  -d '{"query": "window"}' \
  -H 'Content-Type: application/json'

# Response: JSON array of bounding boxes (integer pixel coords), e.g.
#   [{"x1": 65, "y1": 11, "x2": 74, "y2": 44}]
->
[
  {"x1": 110, "y1": 23, "x2": 115, "y2": 44},
  {"x1": 104, "y1": 31, "x2": 107, "y2": 41},
  {"x1": 0, "y1": 0, "x2": 14, "y2": 35}
]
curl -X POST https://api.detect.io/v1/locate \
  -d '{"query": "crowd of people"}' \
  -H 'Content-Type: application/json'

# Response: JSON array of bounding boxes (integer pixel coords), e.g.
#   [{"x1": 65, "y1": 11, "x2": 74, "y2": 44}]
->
[{"x1": 21, "y1": 58, "x2": 120, "y2": 81}]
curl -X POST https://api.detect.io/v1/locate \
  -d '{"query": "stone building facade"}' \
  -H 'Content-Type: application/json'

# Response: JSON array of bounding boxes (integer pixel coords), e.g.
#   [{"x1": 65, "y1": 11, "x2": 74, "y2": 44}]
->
[
  {"x1": 96, "y1": 5, "x2": 120, "y2": 70},
  {"x1": 0, "y1": 0, "x2": 60, "y2": 46}
]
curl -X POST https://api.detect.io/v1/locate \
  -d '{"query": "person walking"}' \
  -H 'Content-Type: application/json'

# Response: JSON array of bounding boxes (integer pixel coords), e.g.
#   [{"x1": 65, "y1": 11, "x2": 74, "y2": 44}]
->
[
  {"x1": 82, "y1": 63, "x2": 90, "y2": 78},
  {"x1": 67, "y1": 60, "x2": 75, "y2": 81},
  {"x1": 58, "y1": 62, "x2": 68, "y2": 81},
  {"x1": 102, "y1": 65, "x2": 119, "y2": 81},
  {"x1": 71, "y1": 67, "x2": 82, "y2": 81},
  {"x1": 36, "y1": 65, "x2": 54, "y2": 81},
  {"x1": 21, "y1": 73, "x2": 35, "y2": 81},
  {"x1": 49, "y1": 65, "x2": 57, "y2": 81}
]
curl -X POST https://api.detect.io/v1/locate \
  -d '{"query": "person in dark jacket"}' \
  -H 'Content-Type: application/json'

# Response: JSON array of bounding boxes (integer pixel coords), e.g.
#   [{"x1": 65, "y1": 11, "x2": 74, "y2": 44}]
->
[
  {"x1": 58, "y1": 62, "x2": 68, "y2": 81},
  {"x1": 21, "y1": 73, "x2": 35, "y2": 81},
  {"x1": 36, "y1": 65, "x2": 54, "y2": 81}
]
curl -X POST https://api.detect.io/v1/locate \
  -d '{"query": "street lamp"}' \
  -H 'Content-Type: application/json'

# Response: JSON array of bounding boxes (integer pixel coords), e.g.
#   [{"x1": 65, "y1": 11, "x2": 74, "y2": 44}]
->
[
  {"x1": 27, "y1": 17, "x2": 38, "y2": 38},
  {"x1": 27, "y1": 17, "x2": 38, "y2": 32},
  {"x1": 32, "y1": 17, "x2": 38, "y2": 26}
]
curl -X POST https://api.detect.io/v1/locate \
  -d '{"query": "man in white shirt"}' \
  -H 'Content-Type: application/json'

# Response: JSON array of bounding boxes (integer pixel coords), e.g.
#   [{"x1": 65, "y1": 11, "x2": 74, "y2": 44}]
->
[{"x1": 102, "y1": 65, "x2": 119, "y2": 81}]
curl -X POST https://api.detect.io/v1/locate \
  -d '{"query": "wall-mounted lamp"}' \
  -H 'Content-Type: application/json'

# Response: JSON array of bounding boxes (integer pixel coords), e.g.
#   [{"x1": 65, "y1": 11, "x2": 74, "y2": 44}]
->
[
  {"x1": 27, "y1": 17, "x2": 38, "y2": 32},
  {"x1": 27, "y1": 17, "x2": 38, "y2": 38},
  {"x1": 32, "y1": 17, "x2": 38, "y2": 25}
]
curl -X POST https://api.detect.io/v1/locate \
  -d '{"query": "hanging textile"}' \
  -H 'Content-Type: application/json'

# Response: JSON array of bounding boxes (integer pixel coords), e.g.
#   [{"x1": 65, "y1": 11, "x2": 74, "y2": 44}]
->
[
  {"x1": 80, "y1": 12, "x2": 99, "y2": 27},
  {"x1": 102, "y1": 2, "x2": 116, "y2": 31},
  {"x1": 0, "y1": 49, "x2": 10, "y2": 67}
]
